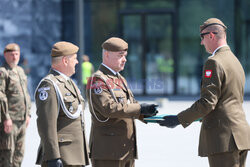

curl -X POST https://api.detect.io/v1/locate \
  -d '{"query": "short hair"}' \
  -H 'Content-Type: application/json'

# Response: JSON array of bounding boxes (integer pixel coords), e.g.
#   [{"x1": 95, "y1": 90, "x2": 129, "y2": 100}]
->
[
  {"x1": 51, "y1": 56, "x2": 63, "y2": 65},
  {"x1": 204, "y1": 25, "x2": 226, "y2": 39}
]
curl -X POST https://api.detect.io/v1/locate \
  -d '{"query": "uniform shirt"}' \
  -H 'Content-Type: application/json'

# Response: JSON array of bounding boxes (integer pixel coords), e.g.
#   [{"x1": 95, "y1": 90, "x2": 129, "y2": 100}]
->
[{"x1": 0, "y1": 63, "x2": 31, "y2": 121}]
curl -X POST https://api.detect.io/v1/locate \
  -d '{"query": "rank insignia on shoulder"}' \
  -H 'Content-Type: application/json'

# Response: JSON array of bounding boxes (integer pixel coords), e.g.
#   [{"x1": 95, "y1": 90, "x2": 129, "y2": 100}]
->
[
  {"x1": 94, "y1": 87, "x2": 103, "y2": 94},
  {"x1": 39, "y1": 90, "x2": 48, "y2": 101}
]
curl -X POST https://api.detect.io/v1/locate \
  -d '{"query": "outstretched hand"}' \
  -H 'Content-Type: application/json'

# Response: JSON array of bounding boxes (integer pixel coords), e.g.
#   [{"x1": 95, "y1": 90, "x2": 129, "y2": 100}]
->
[{"x1": 157, "y1": 115, "x2": 180, "y2": 128}]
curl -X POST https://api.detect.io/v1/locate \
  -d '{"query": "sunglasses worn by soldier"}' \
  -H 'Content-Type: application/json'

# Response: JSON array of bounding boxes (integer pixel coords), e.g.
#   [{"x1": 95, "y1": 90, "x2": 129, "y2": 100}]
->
[{"x1": 200, "y1": 32, "x2": 218, "y2": 40}]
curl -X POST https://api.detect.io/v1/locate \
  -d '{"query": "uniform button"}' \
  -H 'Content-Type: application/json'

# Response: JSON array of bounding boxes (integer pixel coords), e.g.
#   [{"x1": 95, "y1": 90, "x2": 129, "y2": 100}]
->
[{"x1": 123, "y1": 144, "x2": 126, "y2": 147}]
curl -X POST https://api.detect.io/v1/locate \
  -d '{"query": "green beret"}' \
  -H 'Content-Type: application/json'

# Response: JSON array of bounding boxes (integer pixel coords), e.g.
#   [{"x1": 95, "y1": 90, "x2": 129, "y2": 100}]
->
[
  {"x1": 51, "y1": 41, "x2": 79, "y2": 57},
  {"x1": 4, "y1": 43, "x2": 20, "y2": 53},
  {"x1": 200, "y1": 18, "x2": 227, "y2": 32},
  {"x1": 102, "y1": 37, "x2": 128, "y2": 52}
]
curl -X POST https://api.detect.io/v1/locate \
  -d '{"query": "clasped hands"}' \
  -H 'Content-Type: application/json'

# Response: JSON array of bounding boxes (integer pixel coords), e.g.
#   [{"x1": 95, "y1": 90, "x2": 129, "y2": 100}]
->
[{"x1": 140, "y1": 103, "x2": 180, "y2": 128}]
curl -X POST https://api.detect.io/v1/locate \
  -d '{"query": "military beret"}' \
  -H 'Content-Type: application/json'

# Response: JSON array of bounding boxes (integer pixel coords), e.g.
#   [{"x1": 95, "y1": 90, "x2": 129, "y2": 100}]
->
[
  {"x1": 102, "y1": 37, "x2": 128, "y2": 52},
  {"x1": 51, "y1": 41, "x2": 79, "y2": 57},
  {"x1": 4, "y1": 43, "x2": 20, "y2": 53},
  {"x1": 200, "y1": 18, "x2": 227, "y2": 32}
]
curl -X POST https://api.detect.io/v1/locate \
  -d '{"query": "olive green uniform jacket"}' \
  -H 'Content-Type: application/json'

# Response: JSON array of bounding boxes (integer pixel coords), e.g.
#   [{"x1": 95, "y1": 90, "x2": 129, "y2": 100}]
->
[
  {"x1": 35, "y1": 69, "x2": 89, "y2": 165},
  {"x1": 86, "y1": 64, "x2": 141, "y2": 160},
  {"x1": 177, "y1": 46, "x2": 250, "y2": 157}
]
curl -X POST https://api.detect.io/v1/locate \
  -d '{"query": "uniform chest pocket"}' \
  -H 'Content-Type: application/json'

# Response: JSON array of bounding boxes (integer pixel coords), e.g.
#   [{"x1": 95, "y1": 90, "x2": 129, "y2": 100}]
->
[
  {"x1": 8, "y1": 76, "x2": 20, "y2": 93},
  {"x1": 63, "y1": 95, "x2": 77, "y2": 112},
  {"x1": 114, "y1": 91, "x2": 126, "y2": 104},
  {"x1": 58, "y1": 133, "x2": 73, "y2": 143}
]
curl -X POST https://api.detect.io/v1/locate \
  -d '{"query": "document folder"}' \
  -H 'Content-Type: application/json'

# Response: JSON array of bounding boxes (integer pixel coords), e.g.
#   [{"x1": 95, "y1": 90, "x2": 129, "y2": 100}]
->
[{"x1": 144, "y1": 114, "x2": 202, "y2": 123}]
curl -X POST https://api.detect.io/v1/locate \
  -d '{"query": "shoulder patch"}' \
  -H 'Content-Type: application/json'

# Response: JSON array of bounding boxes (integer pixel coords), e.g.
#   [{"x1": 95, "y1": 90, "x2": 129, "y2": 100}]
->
[
  {"x1": 39, "y1": 90, "x2": 48, "y2": 101},
  {"x1": 205, "y1": 70, "x2": 212, "y2": 78}
]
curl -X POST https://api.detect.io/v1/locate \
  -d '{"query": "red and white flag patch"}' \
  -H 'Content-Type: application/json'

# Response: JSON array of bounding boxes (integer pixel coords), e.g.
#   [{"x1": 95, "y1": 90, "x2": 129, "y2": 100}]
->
[{"x1": 205, "y1": 70, "x2": 212, "y2": 78}]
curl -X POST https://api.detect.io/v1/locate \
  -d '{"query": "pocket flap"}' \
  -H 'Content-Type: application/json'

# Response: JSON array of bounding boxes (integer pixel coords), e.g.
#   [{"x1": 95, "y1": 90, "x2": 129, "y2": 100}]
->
[
  {"x1": 63, "y1": 96, "x2": 75, "y2": 102},
  {"x1": 58, "y1": 134, "x2": 73, "y2": 143}
]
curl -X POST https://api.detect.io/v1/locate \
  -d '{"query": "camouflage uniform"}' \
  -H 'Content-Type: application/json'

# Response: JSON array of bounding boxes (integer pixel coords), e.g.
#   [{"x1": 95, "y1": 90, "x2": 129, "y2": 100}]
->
[{"x1": 0, "y1": 63, "x2": 31, "y2": 167}]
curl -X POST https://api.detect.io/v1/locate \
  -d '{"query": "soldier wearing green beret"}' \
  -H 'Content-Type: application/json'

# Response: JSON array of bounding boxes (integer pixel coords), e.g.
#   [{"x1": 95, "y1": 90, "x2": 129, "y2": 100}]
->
[
  {"x1": 0, "y1": 43, "x2": 31, "y2": 167},
  {"x1": 35, "y1": 41, "x2": 89, "y2": 167},
  {"x1": 158, "y1": 18, "x2": 250, "y2": 167},
  {"x1": 86, "y1": 37, "x2": 158, "y2": 167}
]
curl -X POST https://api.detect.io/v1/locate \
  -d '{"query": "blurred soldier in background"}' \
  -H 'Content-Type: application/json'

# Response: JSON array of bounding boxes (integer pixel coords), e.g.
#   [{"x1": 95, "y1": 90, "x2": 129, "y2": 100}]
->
[
  {"x1": 87, "y1": 37, "x2": 158, "y2": 167},
  {"x1": 0, "y1": 43, "x2": 31, "y2": 167},
  {"x1": 158, "y1": 18, "x2": 250, "y2": 167},
  {"x1": 81, "y1": 54, "x2": 94, "y2": 96},
  {"x1": 35, "y1": 41, "x2": 89, "y2": 167}
]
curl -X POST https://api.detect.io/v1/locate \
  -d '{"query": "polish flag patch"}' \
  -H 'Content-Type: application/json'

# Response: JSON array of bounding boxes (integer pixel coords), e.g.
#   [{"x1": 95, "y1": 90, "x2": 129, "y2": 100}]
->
[{"x1": 205, "y1": 70, "x2": 212, "y2": 78}]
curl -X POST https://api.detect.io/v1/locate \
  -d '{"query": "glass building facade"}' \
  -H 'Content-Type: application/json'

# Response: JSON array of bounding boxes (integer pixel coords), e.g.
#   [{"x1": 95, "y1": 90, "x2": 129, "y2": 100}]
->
[{"x1": 62, "y1": 0, "x2": 250, "y2": 96}]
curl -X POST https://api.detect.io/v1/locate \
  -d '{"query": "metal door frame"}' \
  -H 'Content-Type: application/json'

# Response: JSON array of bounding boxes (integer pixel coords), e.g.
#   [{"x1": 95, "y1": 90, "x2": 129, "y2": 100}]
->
[{"x1": 118, "y1": 8, "x2": 178, "y2": 96}]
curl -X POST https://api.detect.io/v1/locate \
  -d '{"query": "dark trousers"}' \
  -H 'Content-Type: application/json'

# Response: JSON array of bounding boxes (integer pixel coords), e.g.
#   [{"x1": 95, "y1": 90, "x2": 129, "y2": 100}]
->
[
  {"x1": 208, "y1": 150, "x2": 248, "y2": 167},
  {"x1": 91, "y1": 158, "x2": 135, "y2": 167}
]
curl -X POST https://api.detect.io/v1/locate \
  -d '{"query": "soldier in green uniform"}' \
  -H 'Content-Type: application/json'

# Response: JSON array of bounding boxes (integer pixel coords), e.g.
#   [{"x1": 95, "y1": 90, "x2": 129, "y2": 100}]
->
[
  {"x1": 35, "y1": 41, "x2": 89, "y2": 167},
  {"x1": 158, "y1": 18, "x2": 250, "y2": 167},
  {"x1": 0, "y1": 43, "x2": 31, "y2": 167},
  {"x1": 86, "y1": 37, "x2": 158, "y2": 167}
]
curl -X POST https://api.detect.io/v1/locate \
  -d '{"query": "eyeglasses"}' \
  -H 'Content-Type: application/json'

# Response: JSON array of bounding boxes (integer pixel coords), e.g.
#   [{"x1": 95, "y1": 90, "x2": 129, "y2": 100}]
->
[{"x1": 200, "y1": 32, "x2": 218, "y2": 40}]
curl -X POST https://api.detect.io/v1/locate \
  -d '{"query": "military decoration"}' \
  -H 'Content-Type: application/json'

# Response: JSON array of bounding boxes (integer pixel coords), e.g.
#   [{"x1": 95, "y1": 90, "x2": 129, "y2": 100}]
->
[{"x1": 69, "y1": 105, "x2": 74, "y2": 113}]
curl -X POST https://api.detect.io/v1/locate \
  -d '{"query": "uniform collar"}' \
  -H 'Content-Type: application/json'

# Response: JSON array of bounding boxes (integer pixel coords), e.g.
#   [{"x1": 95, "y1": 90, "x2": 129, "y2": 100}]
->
[
  {"x1": 52, "y1": 68, "x2": 70, "y2": 80},
  {"x1": 211, "y1": 45, "x2": 228, "y2": 57},
  {"x1": 101, "y1": 63, "x2": 118, "y2": 75},
  {"x1": 3, "y1": 62, "x2": 17, "y2": 71}
]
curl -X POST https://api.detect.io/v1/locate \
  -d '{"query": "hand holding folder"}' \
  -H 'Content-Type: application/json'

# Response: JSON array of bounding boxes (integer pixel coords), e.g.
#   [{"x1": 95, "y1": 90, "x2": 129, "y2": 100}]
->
[{"x1": 144, "y1": 114, "x2": 202, "y2": 128}]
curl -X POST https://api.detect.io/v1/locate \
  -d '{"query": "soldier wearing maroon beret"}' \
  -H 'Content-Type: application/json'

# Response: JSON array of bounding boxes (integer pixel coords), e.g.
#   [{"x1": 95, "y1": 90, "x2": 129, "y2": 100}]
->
[{"x1": 158, "y1": 18, "x2": 250, "y2": 167}]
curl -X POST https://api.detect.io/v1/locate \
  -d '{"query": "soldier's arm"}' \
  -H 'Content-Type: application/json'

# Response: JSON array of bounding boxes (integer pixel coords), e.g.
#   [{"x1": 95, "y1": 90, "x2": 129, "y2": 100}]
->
[
  {"x1": 36, "y1": 80, "x2": 61, "y2": 161},
  {"x1": 178, "y1": 59, "x2": 224, "y2": 128},
  {"x1": 19, "y1": 67, "x2": 32, "y2": 118},
  {"x1": 0, "y1": 95, "x2": 8, "y2": 123},
  {"x1": 87, "y1": 77, "x2": 141, "y2": 119},
  {"x1": 0, "y1": 69, "x2": 10, "y2": 121}
]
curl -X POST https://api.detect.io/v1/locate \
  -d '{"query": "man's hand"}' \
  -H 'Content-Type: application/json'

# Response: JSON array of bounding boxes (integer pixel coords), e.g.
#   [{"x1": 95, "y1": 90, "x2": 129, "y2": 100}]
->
[
  {"x1": 26, "y1": 116, "x2": 31, "y2": 127},
  {"x1": 157, "y1": 115, "x2": 180, "y2": 128},
  {"x1": 140, "y1": 103, "x2": 158, "y2": 117},
  {"x1": 4, "y1": 119, "x2": 12, "y2": 133},
  {"x1": 47, "y1": 159, "x2": 63, "y2": 167}
]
